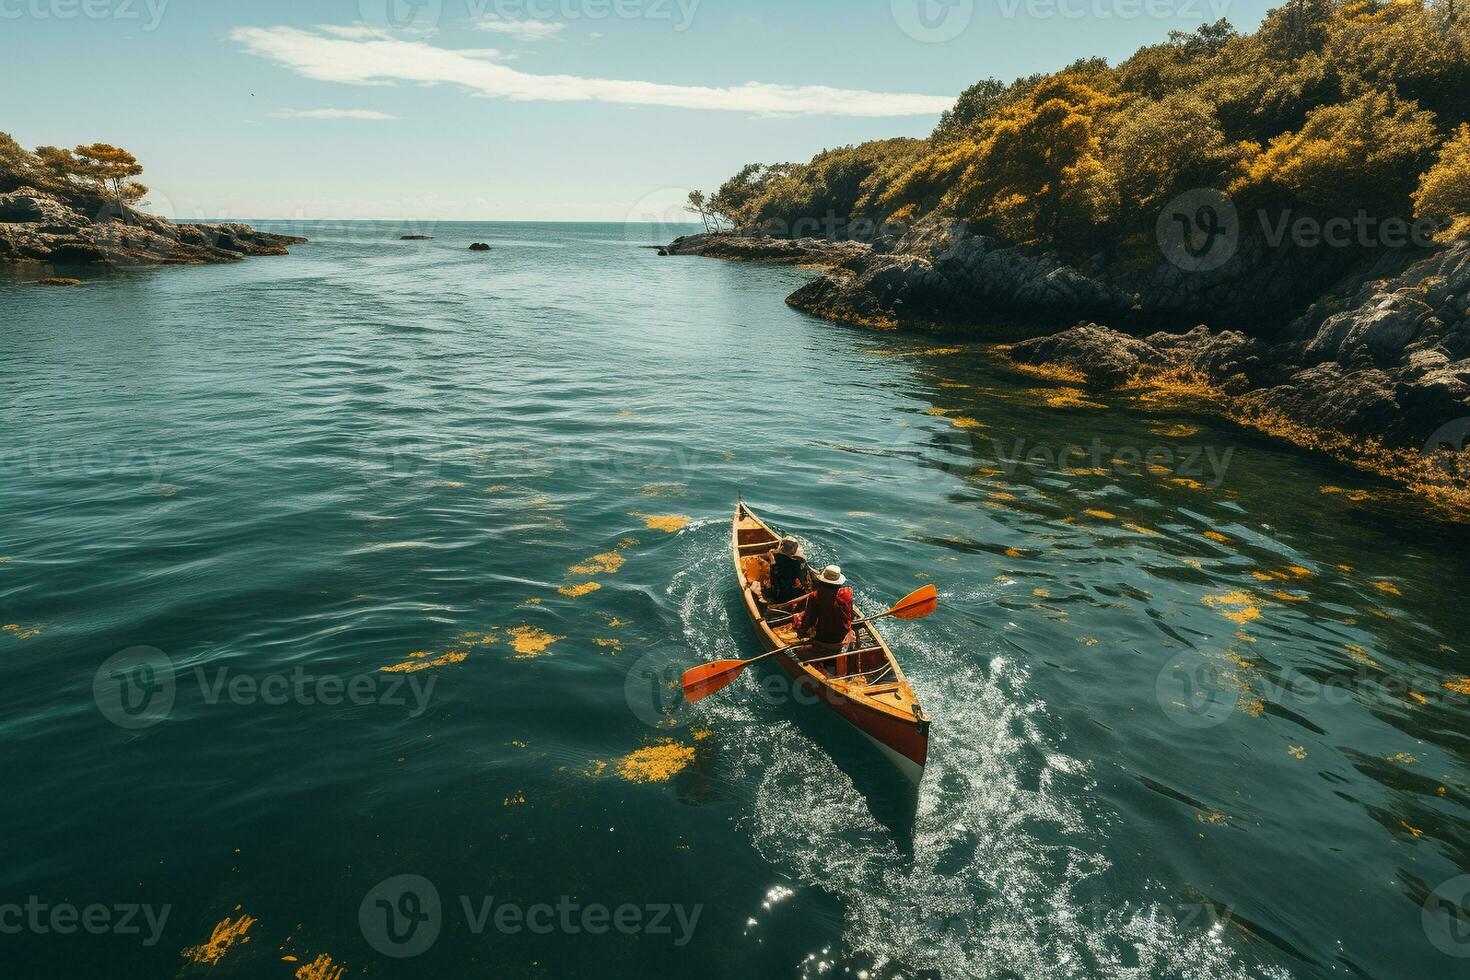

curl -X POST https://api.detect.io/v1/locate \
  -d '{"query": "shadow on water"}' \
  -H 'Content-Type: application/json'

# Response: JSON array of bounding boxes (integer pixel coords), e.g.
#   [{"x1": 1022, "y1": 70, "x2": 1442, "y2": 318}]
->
[{"x1": 748, "y1": 660, "x2": 921, "y2": 856}]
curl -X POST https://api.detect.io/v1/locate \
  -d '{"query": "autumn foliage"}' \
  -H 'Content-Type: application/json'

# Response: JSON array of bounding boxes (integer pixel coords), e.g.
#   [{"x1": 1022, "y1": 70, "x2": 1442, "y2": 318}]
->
[
  {"x1": 0, "y1": 133, "x2": 149, "y2": 208},
  {"x1": 700, "y1": 1, "x2": 1470, "y2": 255}
]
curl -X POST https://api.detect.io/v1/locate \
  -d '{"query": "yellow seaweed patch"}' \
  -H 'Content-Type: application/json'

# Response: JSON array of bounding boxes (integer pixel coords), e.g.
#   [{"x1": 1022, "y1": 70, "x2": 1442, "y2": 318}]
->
[
  {"x1": 569, "y1": 551, "x2": 626, "y2": 576},
  {"x1": 504, "y1": 791, "x2": 527, "y2": 806},
  {"x1": 634, "y1": 513, "x2": 691, "y2": 533},
  {"x1": 1122, "y1": 523, "x2": 1160, "y2": 536},
  {"x1": 1084, "y1": 509, "x2": 1117, "y2": 520},
  {"x1": 1006, "y1": 360, "x2": 1089, "y2": 384},
  {"x1": 1203, "y1": 591, "x2": 1262, "y2": 625},
  {"x1": 1372, "y1": 580, "x2": 1403, "y2": 597},
  {"x1": 2, "y1": 623, "x2": 41, "y2": 640},
  {"x1": 1004, "y1": 547, "x2": 1026, "y2": 558},
  {"x1": 1443, "y1": 677, "x2": 1470, "y2": 696},
  {"x1": 1033, "y1": 588, "x2": 1051, "y2": 598},
  {"x1": 1172, "y1": 478, "x2": 1208, "y2": 491},
  {"x1": 1202, "y1": 530, "x2": 1231, "y2": 544},
  {"x1": 1271, "y1": 591, "x2": 1308, "y2": 603},
  {"x1": 594, "y1": 638, "x2": 622, "y2": 653},
  {"x1": 295, "y1": 954, "x2": 346, "y2": 980},
  {"x1": 380, "y1": 651, "x2": 468, "y2": 673},
  {"x1": 433, "y1": 481, "x2": 466, "y2": 489},
  {"x1": 181, "y1": 913, "x2": 256, "y2": 966},
  {"x1": 951, "y1": 416, "x2": 984, "y2": 429},
  {"x1": 617, "y1": 741, "x2": 696, "y2": 783},
  {"x1": 691, "y1": 727, "x2": 713, "y2": 741},
  {"x1": 1040, "y1": 388, "x2": 1107, "y2": 410},
  {"x1": 1288, "y1": 745, "x2": 1308, "y2": 760},
  {"x1": 483, "y1": 485, "x2": 510, "y2": 493},
  {"x1": 455, "y1": 631, "x2": 499, "y2": 647},
  {"x1": 1319, "y1": 485, "x2": 1376, "y2": 503},
  {"x1": 583, "y1": 760, "x2": 608, "y2": 778},
  {"x1": 1151, "y1": 423, "x2": 1201, "y2": 438},
  {"x1": 559, "y1": 581, "x2": 602, "y2": 598},
  {"x1": 1387, "y1": 752, "x2": 1418, "y2": 765},
  {"x1": 508, "y1": 626, "x2": 564, "y2": 659},
  {"x1": 922, "y1": 407, "x2": 952, "y2": 416}
]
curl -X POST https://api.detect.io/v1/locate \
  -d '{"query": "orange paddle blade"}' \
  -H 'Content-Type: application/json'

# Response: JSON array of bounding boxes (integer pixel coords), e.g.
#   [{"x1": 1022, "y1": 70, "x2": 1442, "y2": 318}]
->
[
  {"x1": 887, "y1": 583, "x2": 938, "y2": 620},
  {"x1": 681, "y1": 659, "x2": 750, "y2": 703}
]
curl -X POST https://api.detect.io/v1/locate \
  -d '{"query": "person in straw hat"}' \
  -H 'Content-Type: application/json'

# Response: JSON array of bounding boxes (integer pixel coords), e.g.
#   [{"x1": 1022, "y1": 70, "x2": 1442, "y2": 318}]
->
[{"x1": 789, "y1": 564, "x2": 857, "y2": 674}]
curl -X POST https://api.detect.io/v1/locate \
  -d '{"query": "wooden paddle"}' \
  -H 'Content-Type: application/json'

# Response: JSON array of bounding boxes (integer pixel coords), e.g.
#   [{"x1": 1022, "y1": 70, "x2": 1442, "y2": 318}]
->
[{"x1": 681, "y1": 584, "x2": 938, "y2": 703}]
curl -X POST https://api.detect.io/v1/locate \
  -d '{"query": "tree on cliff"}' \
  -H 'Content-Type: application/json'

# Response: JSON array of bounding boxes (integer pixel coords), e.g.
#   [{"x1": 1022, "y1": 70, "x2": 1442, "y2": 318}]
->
[
  {"x1": 1414, "y1": 123, "x2": 1470, "y2": 240},
  {"x1": 72, "y1": 143, "x2": 148, "y2": 205}
]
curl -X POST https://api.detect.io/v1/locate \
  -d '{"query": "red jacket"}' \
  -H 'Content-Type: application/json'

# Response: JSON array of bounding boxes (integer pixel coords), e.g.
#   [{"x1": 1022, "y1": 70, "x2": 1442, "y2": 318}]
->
[{"x1": 794, "y1": 584, "x2": 853, "y2": 644}]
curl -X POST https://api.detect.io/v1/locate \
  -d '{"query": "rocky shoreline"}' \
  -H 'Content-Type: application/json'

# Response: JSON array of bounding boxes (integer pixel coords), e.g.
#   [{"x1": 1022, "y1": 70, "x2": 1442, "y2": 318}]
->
[
  {"x1": 666, "y1": 231, "x2": 1470, "y2": 513},
  {"x1": 0, "y1": 187, "x2": 306, "y2": 270}
]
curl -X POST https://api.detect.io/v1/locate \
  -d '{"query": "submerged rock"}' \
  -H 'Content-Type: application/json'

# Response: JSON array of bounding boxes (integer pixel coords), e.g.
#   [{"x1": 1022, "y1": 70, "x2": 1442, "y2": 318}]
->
[
  {"x1": 469, "y1": 242, "x2": 491, "y2": 251},
  {"x1": 34, "y1": 276, "x2": 81, "y2": 286},
  {"x1": 400, "y1": 235, "x2": 432, "y2": 240}
]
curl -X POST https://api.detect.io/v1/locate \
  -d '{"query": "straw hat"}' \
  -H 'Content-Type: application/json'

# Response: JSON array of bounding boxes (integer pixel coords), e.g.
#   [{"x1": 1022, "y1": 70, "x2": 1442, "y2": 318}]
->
[
  {"x1": 778, "y1": 536, "x2": 800, "y2": 556},
  {"x1": 816, "y1": 565, "x2": 846, "y2": 586}
]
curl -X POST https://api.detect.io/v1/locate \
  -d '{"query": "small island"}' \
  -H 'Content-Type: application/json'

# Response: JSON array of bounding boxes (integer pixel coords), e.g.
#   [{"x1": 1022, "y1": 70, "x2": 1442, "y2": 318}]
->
[{"x1": 0, "y1": 133, "x2": 305, "y2": 269}]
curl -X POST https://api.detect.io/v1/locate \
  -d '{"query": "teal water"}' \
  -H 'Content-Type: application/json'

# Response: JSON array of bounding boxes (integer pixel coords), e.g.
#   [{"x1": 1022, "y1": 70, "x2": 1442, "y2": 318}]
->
[{"x1": 2, "y1": 221, "x2": 1468, "y2": 979}]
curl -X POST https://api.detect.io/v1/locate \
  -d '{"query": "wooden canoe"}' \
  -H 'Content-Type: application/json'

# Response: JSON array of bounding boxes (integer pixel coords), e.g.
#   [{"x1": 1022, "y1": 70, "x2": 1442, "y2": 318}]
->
[{"x1": 732, "y1": 501, "x2": 930, "y2": 783}]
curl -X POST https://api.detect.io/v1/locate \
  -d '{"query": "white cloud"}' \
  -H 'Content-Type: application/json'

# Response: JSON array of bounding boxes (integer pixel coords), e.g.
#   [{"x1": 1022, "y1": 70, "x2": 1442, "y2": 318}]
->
[
  {"x1": 270, "y1": 108, "x2": 399, "y2": 120},
  {"x1": 231, "y1": 25, "x2": 952, "y2": 117},
  {"x1": 473, "y1": 15, "x2": 565, "y2": 41}
]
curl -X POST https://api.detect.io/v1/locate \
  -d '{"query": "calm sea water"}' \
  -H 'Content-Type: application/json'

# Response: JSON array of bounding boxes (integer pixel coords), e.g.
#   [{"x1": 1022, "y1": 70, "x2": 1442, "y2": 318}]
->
[{"x1": 2, "y1": 221, "x2": 1468, "y2": 979}]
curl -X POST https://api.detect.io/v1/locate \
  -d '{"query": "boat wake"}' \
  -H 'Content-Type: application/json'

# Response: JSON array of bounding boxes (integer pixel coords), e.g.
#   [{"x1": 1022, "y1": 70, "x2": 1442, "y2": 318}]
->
[{"x1": 669, "y1": 525, "x2": 1286, "y2": 980}]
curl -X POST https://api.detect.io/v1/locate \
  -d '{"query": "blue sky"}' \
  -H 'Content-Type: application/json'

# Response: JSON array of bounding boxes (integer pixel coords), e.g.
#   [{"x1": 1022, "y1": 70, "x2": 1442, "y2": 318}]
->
[{"x1": 2, "y1": 0, "x2": 1272, "y2": 220}]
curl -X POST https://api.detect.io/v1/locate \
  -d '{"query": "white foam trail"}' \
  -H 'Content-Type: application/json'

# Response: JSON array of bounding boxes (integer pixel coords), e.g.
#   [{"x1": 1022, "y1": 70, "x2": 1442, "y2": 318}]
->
[{"x1": 669, "y1": 527, "x2": 1285, "y2": 979}]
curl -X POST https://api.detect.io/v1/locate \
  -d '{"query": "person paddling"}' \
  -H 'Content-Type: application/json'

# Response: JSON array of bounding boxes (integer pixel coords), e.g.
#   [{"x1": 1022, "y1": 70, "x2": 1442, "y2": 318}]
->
[
  {"x1": 790, "y1": 565, "x2": 856, "y2": 675},
  {"x1": 761, "y1": 536, "x2": 811, "y2": 606}
]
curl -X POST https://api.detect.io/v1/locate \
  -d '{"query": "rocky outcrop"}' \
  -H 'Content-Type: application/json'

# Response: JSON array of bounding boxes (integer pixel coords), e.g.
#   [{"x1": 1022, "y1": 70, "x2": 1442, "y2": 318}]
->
[
  {"x1": 666, "y1": 224, "x2": 1470, "y2": 454},
  {"x1": 665, "y1": 233, "x2": 868, "y2": 265},
  {"x1": 0, "y1": 188, "x2": 306, "y2": 267},
  {"x1": 1006, "y1": 243, "x2": 1470, "y2": 448},
  {"x1": 469, "y1": 242, "x2": 491, "y2": 251}
]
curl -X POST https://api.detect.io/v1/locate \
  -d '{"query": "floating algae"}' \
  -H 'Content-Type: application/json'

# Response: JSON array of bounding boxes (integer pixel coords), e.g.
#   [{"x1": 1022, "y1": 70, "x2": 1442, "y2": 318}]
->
[
  {"x1": 558, "y1": 581, "x2": 602, "y2": 598},
  {"x1": 633, "y1": 513, "x2": 691, "y2": 533},
  {"x1": 1203, "y1": 590, "x2": 1263, "y2": 625},
  {"x1": 508, "y1": 626, "x2": 564, "y2": 659},
  {"x1": 2, "y1": 623, "x2": 41, "y2": 640},
  {"x1": 380, "y1": 651, "x2": 468, "y2": 673},
  {"x1": 617, "y1": 741, "x2": 696, "y2": 783},
  {"x1": 569, "y1": 550, "x2": 626, "y2": 576},
  {"x1": 181, "y1": 912, "x2": 256, "y2": 966},
  {"x1": 294, "y1": 954, "x2": 346, "y2": 980}
]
